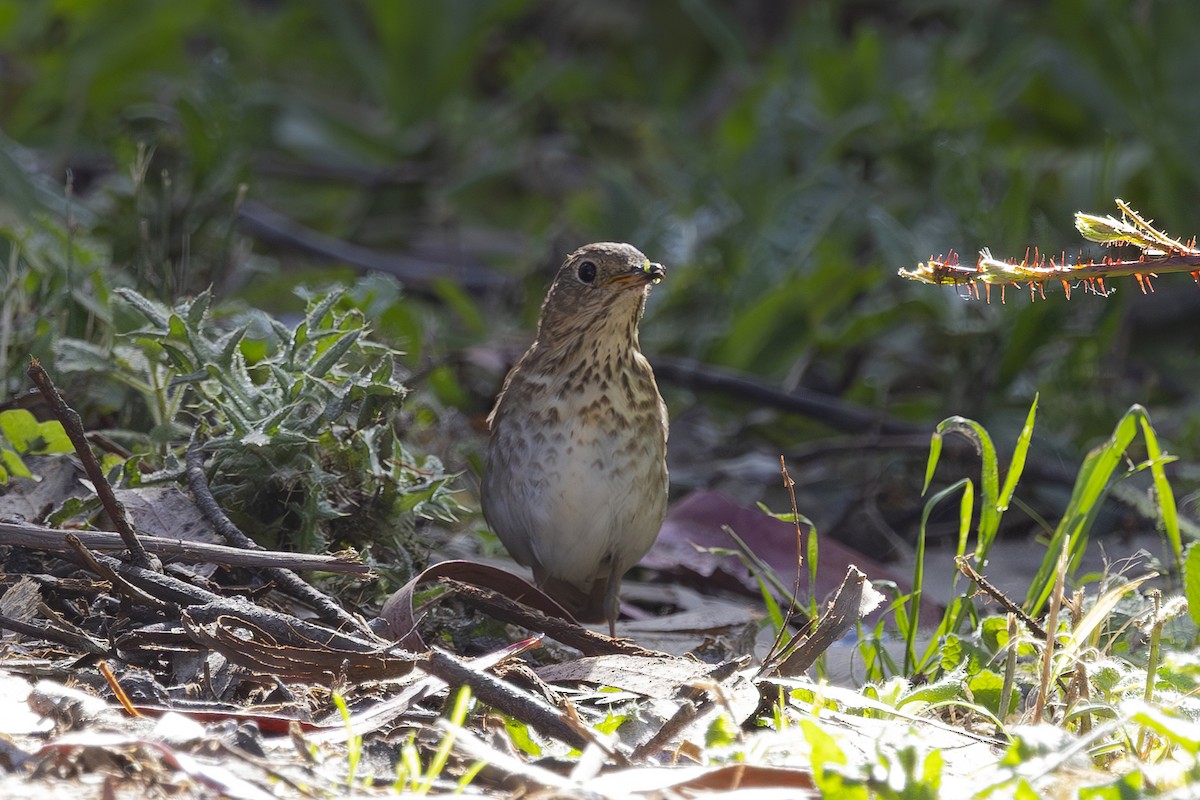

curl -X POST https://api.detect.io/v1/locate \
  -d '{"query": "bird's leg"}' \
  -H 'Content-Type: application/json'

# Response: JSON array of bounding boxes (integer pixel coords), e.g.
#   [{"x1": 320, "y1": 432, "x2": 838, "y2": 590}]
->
[{"x1": 602, "y1": 556, "x2": 623, "y2": 638}]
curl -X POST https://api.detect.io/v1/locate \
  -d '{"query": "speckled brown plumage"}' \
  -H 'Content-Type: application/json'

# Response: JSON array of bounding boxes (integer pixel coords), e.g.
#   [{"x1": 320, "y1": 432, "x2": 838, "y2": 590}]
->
[{"x1": 482, "y1": 242, "x2": 669, "y2": 636}]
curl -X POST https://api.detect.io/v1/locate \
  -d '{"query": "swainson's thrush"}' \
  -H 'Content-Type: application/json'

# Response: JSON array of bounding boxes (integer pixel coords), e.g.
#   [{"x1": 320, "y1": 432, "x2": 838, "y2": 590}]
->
[{"x1": 482, "y1": 242, "x2": 669, "y2": 636}]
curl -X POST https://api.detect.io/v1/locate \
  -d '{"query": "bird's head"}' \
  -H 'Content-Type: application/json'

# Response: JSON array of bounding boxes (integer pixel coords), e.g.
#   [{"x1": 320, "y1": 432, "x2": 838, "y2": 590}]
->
[{"x1": 535, "y1": 242, "x2": 665, "y2": 341}]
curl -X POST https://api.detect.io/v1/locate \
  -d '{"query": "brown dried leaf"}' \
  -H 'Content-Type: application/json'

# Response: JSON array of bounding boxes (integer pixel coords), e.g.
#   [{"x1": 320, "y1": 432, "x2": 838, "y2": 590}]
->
[
  {"x1": 0, "y1": 456, "x2": 84, "y2": 523},
  {"x1": 645, "y1": 490, "x2": 931, "y2": 618},
  {"x1": 537, "y1": 654, "x2": 709, "y2": 698},
  {"x1": 117, "y1": 487, "x2": 221, "y2": 546},
  {"x1": 378, "y1": 559, "x2": 577, "y2": 650},
  {"x1": 587, "y1": 763, "x2": 815, "y2": 795}
]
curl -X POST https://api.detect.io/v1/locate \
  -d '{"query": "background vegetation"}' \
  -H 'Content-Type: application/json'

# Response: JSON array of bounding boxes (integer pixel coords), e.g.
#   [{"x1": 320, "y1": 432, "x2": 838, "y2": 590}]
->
[
  {"x1": 2, "y1": 0, "x2": 1198, "y2": 555},
  {"x1": 8, "y1": 2, "x2": 1200, "y2": 795}
]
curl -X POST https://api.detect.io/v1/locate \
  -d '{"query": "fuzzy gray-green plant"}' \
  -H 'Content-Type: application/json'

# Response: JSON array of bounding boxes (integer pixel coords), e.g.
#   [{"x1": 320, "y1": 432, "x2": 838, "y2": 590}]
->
[{"x1": 55, "y1": 284, "x2": 461, "y2": 572}]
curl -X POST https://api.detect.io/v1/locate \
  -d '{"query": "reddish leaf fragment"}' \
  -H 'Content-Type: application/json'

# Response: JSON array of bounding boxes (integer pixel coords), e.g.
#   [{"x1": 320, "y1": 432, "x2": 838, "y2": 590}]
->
[{"x1": 642, "y1": 491, "x2": 940, "y2": 620}]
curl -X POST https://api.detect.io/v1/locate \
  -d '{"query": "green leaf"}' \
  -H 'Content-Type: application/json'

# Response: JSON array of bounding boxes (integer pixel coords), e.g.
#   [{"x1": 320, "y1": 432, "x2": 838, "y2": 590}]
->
[
  {"x1": 1127, "y1": 704, "x2": 1200, "y2": 754},
  {"x1": 184, "y1": 288, "x2": 213, "y2": 329},
  {"x1": 758, "y1": 569, "x2": 785, "y2": 631},
  {"x1": 1024, "y1": 406, "x2": 1144, "y2": 616},
  {"x1": 158, "y1": 341, "x2": 198, "y2": 374},
  {"x1": 897, "y1": 667, "x2": 967, "y2": 709},
  {"x1": 54, "y1": 338, "x2": 117, "y2": 374},
  {"x1": 966, "y1": 668, "x2": 1012, "y2": 717},
  {"x1": 308, "y1": 328, "x2": 362, "y2": 379},
  {"x1": 1078, "y1": 773, "x2": 1144, "y2": 799},
  {"x1": 705, "y1": 713, "x2": 739, "y2": 748},
  {"x1": 936, "y1": 415, "x2": 1000, "y2": 543},
  {"x1": 939, "y1": 634, "x2": 963, "y2": 673},
  {"x1": 214, "y1": 324, "x2": 250, "y2": 370},
  {"x1": 167, "y1": 313, "x2": 190, "y2": 343},
  {"x1": 304, "y1": 288, "x2": 344, "y2": 331},
  {"x1": 433, "y1": 278, "x2": 486, "y2": 335},
  {"x1": 0, "y1": 409, "x2": 40, "y2": 451},
  {"x1": 801, "y1": 719, "x2": 868, "y2": 800},
  {"x1": 502, "y1": 717, "x2": 541, "y2": 757},
  {"x1": 921, "y1": 747, "x2": 944, "y2": 793},
  {"x1": 1185, "y1": 543, "x2": 1200, "y2": 628},
  {"x1": 907, "y1": 476, "x2": 972, "y2": 672},
  {"x1": 0, "y1": 448, "x2": 31, "y2": 479},
  {"x1": 1074, "y1": 212, "x2": 1140, "y2": 245},
  {"x1": 115, "y1": 287, "x2": 171, "y2": 329},
  {"x1": 998, "y1": 394, "x2": 1037, "y2": 514},
  {"x1": 428, "y1": 365, "x2": 466, "y2": 408},
  {"x1": 922, "y1": 431, "x2": 942, "y2": 495},
  {"x1": 0, "y1": 410, "x2": 68, "y2": 455},
  {"x1": 1139, "y1": 412, "x2": 1182, "y2": 568},
  {"x1": 32, "y1": 420, "x2": 72, "y2": 454},
  {"x1": 1013, "y1": 778, "x2": 1041, "y2": 800}
]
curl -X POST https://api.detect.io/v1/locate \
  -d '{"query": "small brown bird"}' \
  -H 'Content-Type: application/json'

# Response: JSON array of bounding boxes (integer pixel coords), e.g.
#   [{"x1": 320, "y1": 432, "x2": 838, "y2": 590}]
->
[{"x1": 483, "y1": 242, "x2": 669, "y2": 636}]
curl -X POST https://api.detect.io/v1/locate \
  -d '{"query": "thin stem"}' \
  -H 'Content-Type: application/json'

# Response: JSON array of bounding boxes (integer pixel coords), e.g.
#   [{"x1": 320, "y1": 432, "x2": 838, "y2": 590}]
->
[{"x1": 27, "y1": 357, "x2": 153, "y2": 569}]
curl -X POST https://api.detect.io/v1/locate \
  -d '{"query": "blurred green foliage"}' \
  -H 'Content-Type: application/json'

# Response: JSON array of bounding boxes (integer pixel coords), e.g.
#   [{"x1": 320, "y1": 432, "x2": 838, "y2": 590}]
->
[
  {"x1": 0, "y1": 408, "x2": 72, "y2": 482},
  {"x1": 2, "y1": 0, "x2": 1198, "y2": 541}
]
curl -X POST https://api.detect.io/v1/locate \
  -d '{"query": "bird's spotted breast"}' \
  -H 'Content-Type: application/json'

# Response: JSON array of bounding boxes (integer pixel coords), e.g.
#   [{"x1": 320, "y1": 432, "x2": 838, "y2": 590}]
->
[{"x1": 481, "y1": 241, "x2": 668, "y2": 633}]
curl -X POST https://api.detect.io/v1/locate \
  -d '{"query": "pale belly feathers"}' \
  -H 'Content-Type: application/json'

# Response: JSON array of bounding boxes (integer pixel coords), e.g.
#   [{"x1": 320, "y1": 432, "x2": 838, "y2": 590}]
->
[{"x1": 483, "y1": 376, "x2": 668, "y2": 588}]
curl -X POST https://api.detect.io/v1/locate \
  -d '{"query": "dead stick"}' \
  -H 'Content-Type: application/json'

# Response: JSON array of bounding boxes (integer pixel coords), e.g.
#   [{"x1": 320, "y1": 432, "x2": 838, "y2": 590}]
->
[
  {"x1": 237, "y1": 200, "x2": 509, "y2": 295},
  {"x1": 955, "y1": 556, "x2": 1047, "y2": 641},
  {"x1": 26, "y1": 358, "x2": 152, "y2": 570},
  {"x1": 444, "y1": 579, "x2": 666, "y2": 658},
  {"x1": 97, "y1": 557, "x2": 401, "y2": 679},
  {"x1": 65, "y1": 533, "x2": 171, "y2": 612},
  {"x1": 98, "y1": 660, "x2": 142, "y2": 717},
  {"x1": 653, "y1": 356, "x2": 922, "y2": 436},
  {"x1": 185, "y1": 438, "x2": 370, "y2": 635},
  {"x1": 0, "y1": 520, "x2": 370, "y2": 574},
  {"x1": 634, "y1": 699, "x2": 698, "y2": 758},
  {"x1": 422, "y1": 648, "x2": 614, "y2": 757},
  {"x1": 103, "y1": 553, "x2": 226, "y2": 606},
  {"x1": 766, "y1": 565, "x2": 881, "y2": 678},
  {"x1": 180, "y1": 602, "x2": 407, "y2": 682},
  {"x1": 184, "y1": 437, "x2": 261, "y2": 553},
  {"x1": 0, "y1": 612, "x2": 108, "y2": 655},
  {"x1": 632, "y1": 657, "x2": 747, "y2": 758}
]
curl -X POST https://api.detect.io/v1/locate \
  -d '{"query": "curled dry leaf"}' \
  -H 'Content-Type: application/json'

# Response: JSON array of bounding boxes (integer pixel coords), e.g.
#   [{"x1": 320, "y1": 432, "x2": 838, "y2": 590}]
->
[{"x1": 378, "y1": 559, "x2": 579, "y2": 650}]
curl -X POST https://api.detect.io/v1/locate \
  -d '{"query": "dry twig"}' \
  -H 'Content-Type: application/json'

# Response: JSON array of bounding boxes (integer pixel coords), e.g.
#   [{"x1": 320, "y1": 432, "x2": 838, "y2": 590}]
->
[
  {"x1": 0, "y1": 519, "x2": 370, "y2": 574},
  {"x1": 26, "y1": 358, "x2": 153, "y2": 569},
  {"x1": 185, "y1": 438, "x2": 370, "y2": 635}
]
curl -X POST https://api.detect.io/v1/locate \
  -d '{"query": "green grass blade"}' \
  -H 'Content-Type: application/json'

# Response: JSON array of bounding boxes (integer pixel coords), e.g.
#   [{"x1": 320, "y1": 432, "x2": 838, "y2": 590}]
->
[
  {"x1": 1184, "y1": 543, "x2": 1200, "y2": 629},
  {"x1": 936, "y1": 416, "x2": 1001, "y2": 546},
  {"x1": 922, "y1": 431, "x2": 943, "y2": 495},
  {"x1": 1138, "y1": 412, "x2": 1182, "y2": 568},
  {"x1": 1023, "y1": 408, "x2": 1139, "y2": 615},
  {"x1": 918, "y1": 497, "x2": 976, "y2": 674},
  {"x1": 906, "y1": 477, "x2": 972, "y2": 674},
  {"x1": 997, "y1": 394, "x2": 1038, "y2": 514},
  {"x1": 419, "y1": 686, "x2": 473, "y2": 795},
  {"x1": 807, "y1": 519, "x2": 820, "y2": 620}
]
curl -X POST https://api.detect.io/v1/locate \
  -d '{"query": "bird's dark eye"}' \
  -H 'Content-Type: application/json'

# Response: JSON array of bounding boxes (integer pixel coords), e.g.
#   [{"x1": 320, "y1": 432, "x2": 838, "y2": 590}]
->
[{"x1": 577, "y1": 260, "x2": 597, "y2": 283}]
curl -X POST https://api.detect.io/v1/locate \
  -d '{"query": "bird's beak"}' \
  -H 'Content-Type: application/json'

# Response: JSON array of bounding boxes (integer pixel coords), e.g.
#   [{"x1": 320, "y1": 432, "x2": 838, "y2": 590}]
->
[{"x1": 604, "y1": 261, "x2": 666, "y2": 289}]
